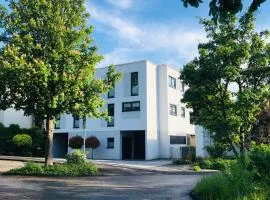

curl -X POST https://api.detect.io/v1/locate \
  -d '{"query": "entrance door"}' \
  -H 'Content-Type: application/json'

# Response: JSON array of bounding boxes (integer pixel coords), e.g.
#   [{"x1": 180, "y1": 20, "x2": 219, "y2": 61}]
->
[
  {"x1": 53, "y1": 133, "x2": 68, "y2": 158},
  {"x1": 122, "y1": 136, "x2": 132, "y2": 159}
]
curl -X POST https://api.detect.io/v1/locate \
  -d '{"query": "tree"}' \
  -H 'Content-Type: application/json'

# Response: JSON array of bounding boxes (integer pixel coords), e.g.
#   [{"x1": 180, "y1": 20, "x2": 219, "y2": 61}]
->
[
  {"x1": 69, "y1": 136, "x2": 84, "y2": 149},
  {"x1": 180, "y1": 14, "x2": 270, "y2": 159},
  {"x1": 250, "y1": 102, "x2": 270, "y2": 144},
  {"x1": 181, "y1": 0, "x2": 266, "y2": 22},
  {"x1": 0, "y1": 0, "x2": 121, "y2": 166},
  {"x1": 85, "y1": 136, "x2": 100, "y2": 159}
]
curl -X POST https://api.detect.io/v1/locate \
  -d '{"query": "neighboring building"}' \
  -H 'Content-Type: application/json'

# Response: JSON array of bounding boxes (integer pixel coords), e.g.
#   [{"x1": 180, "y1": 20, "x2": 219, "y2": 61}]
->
[
  {"x1": 0, "y1": 108, "x2": 33, "y2": 129},
  {"x1": 195, "y1": 126, "x2": 213, "y2": 158},
  {"x1": 53, "y1": 60, "x2": 195, "y2": 159}
]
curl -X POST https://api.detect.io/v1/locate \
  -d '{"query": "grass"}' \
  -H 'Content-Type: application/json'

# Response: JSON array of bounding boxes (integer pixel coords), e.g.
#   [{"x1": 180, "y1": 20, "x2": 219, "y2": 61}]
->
[
  {"x1": 3, "y1": 162, "x2": 99, "y2": 176},
  {"x1": 193, "y1": 163, "x2": 270, "y2": 200}
]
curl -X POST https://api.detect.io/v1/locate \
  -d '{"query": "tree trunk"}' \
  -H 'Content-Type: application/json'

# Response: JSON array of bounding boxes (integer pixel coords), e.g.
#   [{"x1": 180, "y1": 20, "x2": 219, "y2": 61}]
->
[
  {"x1": 239, "y1": 132, "x2": 246, "y2": 164},
  {"x1": 229, "y1": 139, "x2": 239, "y2": 158},
  {"x1": 45, "y1": 117, "x2": 54, "y2": 166}
]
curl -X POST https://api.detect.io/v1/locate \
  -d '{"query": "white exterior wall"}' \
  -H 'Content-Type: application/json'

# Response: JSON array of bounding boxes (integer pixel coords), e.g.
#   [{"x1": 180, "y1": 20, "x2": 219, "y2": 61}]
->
[
  {"x1": 0, "y1": 108, "x2": 33, "y2": 129},
  {"x1": 195, "y1": 126, "x2": 212, "y2": 158},
  {"x1": 1, "y1": 60, "x2": 196, "y2": 160}
]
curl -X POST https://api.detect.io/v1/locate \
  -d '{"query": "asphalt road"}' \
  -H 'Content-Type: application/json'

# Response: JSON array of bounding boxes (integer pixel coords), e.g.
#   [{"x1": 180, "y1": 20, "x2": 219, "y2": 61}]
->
[{"x1": 0, "y1": 165, "x2": 202, "y2": 200}]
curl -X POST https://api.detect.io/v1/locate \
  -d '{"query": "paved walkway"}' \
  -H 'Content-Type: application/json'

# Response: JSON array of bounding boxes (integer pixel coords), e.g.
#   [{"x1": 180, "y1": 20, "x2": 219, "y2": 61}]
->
[{"x1": 0, "y1": 155, "x2": 216, "y2": 174}]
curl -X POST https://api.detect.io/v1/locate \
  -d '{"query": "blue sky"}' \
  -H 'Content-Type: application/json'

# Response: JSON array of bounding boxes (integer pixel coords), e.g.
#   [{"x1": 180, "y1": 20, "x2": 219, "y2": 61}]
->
[
  {"x1": 86, "y1": 0, "x2": 270, "y2": 69},
  {"x1": 0, "y1": 0, "x2": 269, "y2": 69}
]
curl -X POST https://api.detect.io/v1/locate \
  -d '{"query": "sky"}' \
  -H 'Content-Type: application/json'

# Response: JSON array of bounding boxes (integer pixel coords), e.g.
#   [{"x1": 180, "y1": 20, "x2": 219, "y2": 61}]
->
[
  {"x1": 0, "y1": 0, "x2": 269, "y2": 69},
  {"x1": 86, "y1": 0, "x2": 270, "y2": 69}
]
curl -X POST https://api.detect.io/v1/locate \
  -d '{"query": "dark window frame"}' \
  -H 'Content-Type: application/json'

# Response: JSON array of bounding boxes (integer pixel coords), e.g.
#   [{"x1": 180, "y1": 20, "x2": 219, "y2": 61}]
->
[
  {"x1": 73, "y1": 115, "x2": 80, "y2": 128},
  {"x1": 168, "y1": 76, "x2": 176, "y2": 89},
  {"x1": 107, "y1": 137, "x2": 114, "y2": 149},
  {"x1": 169, "y1": 104, "x2": 177, "y2": 116},
  {"x1": 122, "y1": 101, "x2": 140, "y2": 112},
  {"x1": 108, "y1": 87, "x2": 115, "y2": 98},
  {"x1": 181, "y1": 107, "x2": 186, "y2": 118},
  {"x1": 55, "y1": 115, "x2": 61, "y2": 129},
  {"x1": 131, "y1": 72, "x2": 139, "y2": 96},
  {"x1": 107, "y1": 104, "x2": 114, "y2": 127},
  {"x1": 170, "y1": 136, "x2": 187, "y2": 145}
]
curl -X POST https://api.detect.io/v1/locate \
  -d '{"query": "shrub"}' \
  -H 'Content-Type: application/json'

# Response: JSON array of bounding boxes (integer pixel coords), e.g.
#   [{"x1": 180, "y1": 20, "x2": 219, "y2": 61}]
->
[
  {"x1": 85, "y1": 136, "x2": 100, "y2": 159},
  {"x1": 193, "y1": 165, "x2": 201, "y2": 171},
  {"x1": 196, "y1": 158, "x2": 237, "y2": 170},
  {"x1": 69, "y1": 135, "x2": 84, "y2": 149},
  {"x1": 13, "y1": 134, "x2": 32, "y2": 148},
  {"x1": 193, "y1": 163, "x2": 269, "y2": 200},
  {"x1": 5, "y1": 161, "x2": 99, "y2": 176},
  {"x1": 205, "y1": 143, "x2": 227, "y2": 158},
  {"x1": 66, "y1": 150, "x2": 86, "y2": 164}
]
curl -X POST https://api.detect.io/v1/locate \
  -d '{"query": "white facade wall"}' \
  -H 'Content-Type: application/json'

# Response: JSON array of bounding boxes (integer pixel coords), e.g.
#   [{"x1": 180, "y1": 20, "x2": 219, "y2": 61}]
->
[
  {"x1": 195, "y1": 126, "x2": 212, "y2": 158},
  {"x1": 1, "y1": 60, "x2": 195, "y2": 160}
]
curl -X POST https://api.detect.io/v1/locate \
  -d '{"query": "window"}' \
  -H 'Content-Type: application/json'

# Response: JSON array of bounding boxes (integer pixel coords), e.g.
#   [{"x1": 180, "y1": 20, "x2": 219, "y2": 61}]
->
[
  {"x1": 107, "y1": 104, "x2": 114, "y2": 127},
  {"x1": 55, "y1": 114, "x2": 60, "y2": 129},
  {"x1": 169, "y1": 104, "x2": 177, "y2": 116},
  {"x1": 131, "y1": 72, "x2": 139, "y2": 96},
  {"x1": 122, "y1": 101, "x2": 140, "y2": 112},
  {"x1": 108, "y1": 87, "x2": 115, "y2": 98},
  {"x1": 168, "y1": 76, "x2": 176, "y2": 89},
  {"x1": 181, "y1": 81, "x2": 185, "y2": 92},
  {"x1": 170, "y1": 136, "x2": 186, "y2": 145},
  {"x1": 107, "y1": 137, "x2": 114, "y2": 149},
  {"x1": 181, "y1": 107, "x2": 186, "y2": 118},
  {"x1": 73, "y1": 115, "x2": 80, "y2": 128},
  {"x1": 190, "y1": 112, "x2": 195, "y2": 124}
]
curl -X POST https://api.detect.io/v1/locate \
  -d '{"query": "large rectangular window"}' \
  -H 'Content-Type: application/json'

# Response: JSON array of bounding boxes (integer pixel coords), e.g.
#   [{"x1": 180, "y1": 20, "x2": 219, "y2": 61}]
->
[
  {"x1": 181, "y1": 81, "x2": 185, "y2": 92},
  {"x1": 108, "y1": 87, "x2": 115, "y2": 98},
  {"x1": 107, "y1": 104, "x2": 114, "y2": 127},
  {"x1": 55, "y1": 114, "x2": 61, "y2": 129},
  {"x1": 122, "y1": 101, "x2": 140, "y2": 112},
  {"x1": 169, "y1": 104, "x2": 177, "y2": 116},
  {"x1": 73, "y1": 115, "x2": 80, "y2": 128},
  {"x1": 170, "y1": 136, "x2": 186, "y2": 145},
  {"x1": 107, "y1": 137, "x2": 114, "y2": 149},
  {"x1": 168, "y1": 76, "x2": 176, "y2": 89},
  {"x1": 131, "y1": 72, "x2": 139, "y2": 96}
]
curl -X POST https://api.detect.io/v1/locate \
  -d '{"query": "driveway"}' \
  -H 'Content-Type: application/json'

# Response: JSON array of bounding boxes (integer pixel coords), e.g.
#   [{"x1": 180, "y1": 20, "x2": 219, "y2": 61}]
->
[{"x1": 0, "y1": 163, "x2": 203, "y2": 200}]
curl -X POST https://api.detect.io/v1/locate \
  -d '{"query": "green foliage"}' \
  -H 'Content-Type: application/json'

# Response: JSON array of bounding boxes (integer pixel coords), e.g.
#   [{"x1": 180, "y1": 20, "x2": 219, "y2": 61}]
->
[
  {"x1": 180, "y1": 14, "x2": 270, "y2": 157},
  {"x1": 13, "y1": 134, "x2": 32, "y2": 148},
  {"x1": 181, "y1": 0, "x2": 266, "y2": 22},
  {"x1": 193, "y1": 165, "x2": 201, "y2": 172},
  {"x1": 85, "y1": 136, "x2": 100, "y2": 149},
  {"x1": 66, "y1": 150, "x2": 86, "y2": 164},
  {"x1": 68, "y1": 135, "x2": 84, "y2": 149},
  {"x1": 5, "y1": 161, "x2": 99, "y2": 176},
  {"x1": 248, "y1": 144, "x2": 270, "y2": 182},
  {"x1": 0, "y1": 0, "x2": 121, "y2": 165},
  {"x1": 196, "y1": 158, "x2": 237, "y2": 170},
  {"x1": 193, "y1": 145, "x2": 270, "y2": 199},
  {"x1": 205, "y1": 143, "x2": 227, "y2": 158}
]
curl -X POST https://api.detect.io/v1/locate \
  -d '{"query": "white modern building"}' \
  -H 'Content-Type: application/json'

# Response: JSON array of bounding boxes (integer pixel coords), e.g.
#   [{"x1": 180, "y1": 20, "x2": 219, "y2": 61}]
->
[
  {"x1": 0, "y1": 60, "x2": 195, "y2": 160},
  {"x1": 53, "y1": 60, "x2": 195, "y2": 160},
  {"x1": 195, "y1": 126, "x2": 213, "y2": 158}
]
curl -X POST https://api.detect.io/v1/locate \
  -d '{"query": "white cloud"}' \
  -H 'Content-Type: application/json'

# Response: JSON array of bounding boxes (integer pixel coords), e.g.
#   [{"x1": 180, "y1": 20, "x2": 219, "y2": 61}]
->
[
  {"x1": 106, "y1": 0, "x2": 134, "y2": 9},
  {"x1": 87, "y1": 3, "x2": 206, "y2": 68}
]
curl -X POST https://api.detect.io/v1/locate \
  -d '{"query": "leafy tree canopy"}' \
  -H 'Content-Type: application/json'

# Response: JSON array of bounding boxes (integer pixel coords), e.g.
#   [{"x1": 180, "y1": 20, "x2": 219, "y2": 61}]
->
[
  {"x1": 182, "y1": 0, "x2": 266, "y2": 22},
  {"x1": 0, "y1": 0, "x2": 121, "y2": 165},
  {"x1": 180, "y1": 14, "x2": 270, "y2": 157}
]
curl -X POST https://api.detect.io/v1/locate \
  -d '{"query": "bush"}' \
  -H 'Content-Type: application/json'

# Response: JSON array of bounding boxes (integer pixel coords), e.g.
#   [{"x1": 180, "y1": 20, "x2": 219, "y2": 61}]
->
[
  {"x1": 66, "y1": 150, "x2": 86, "y2": 164},
  {"x1": 248, "y1": 144, "x2": 270, "y2": 182},
  {"x1": 205, "y1": 143, "x2": 227, "y2": 158},
  {"x1": 193, "y1": 165, "x2": 201, "y2": 172},
  {"x1": 5, "y1": 161, "x2": 99, "y2": 176},
  {"x1": 85, "y1": 136, "x2": 100, "y2": 159},
  {"x1": 0, "y1": 123, "x2": 45, "y2": 157},
  {"x1": 196, "y1": 158, "x2": 237, "y2": 170},
  {"x1": 193, "y1": 163, "x2": 269, "y2": 200},
  {"x1": 12, "y1": 134, "x2": 32, "y2": 156},
  {"x1": 69, "y1": 135, "x2": 84, "y2": 149}
]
